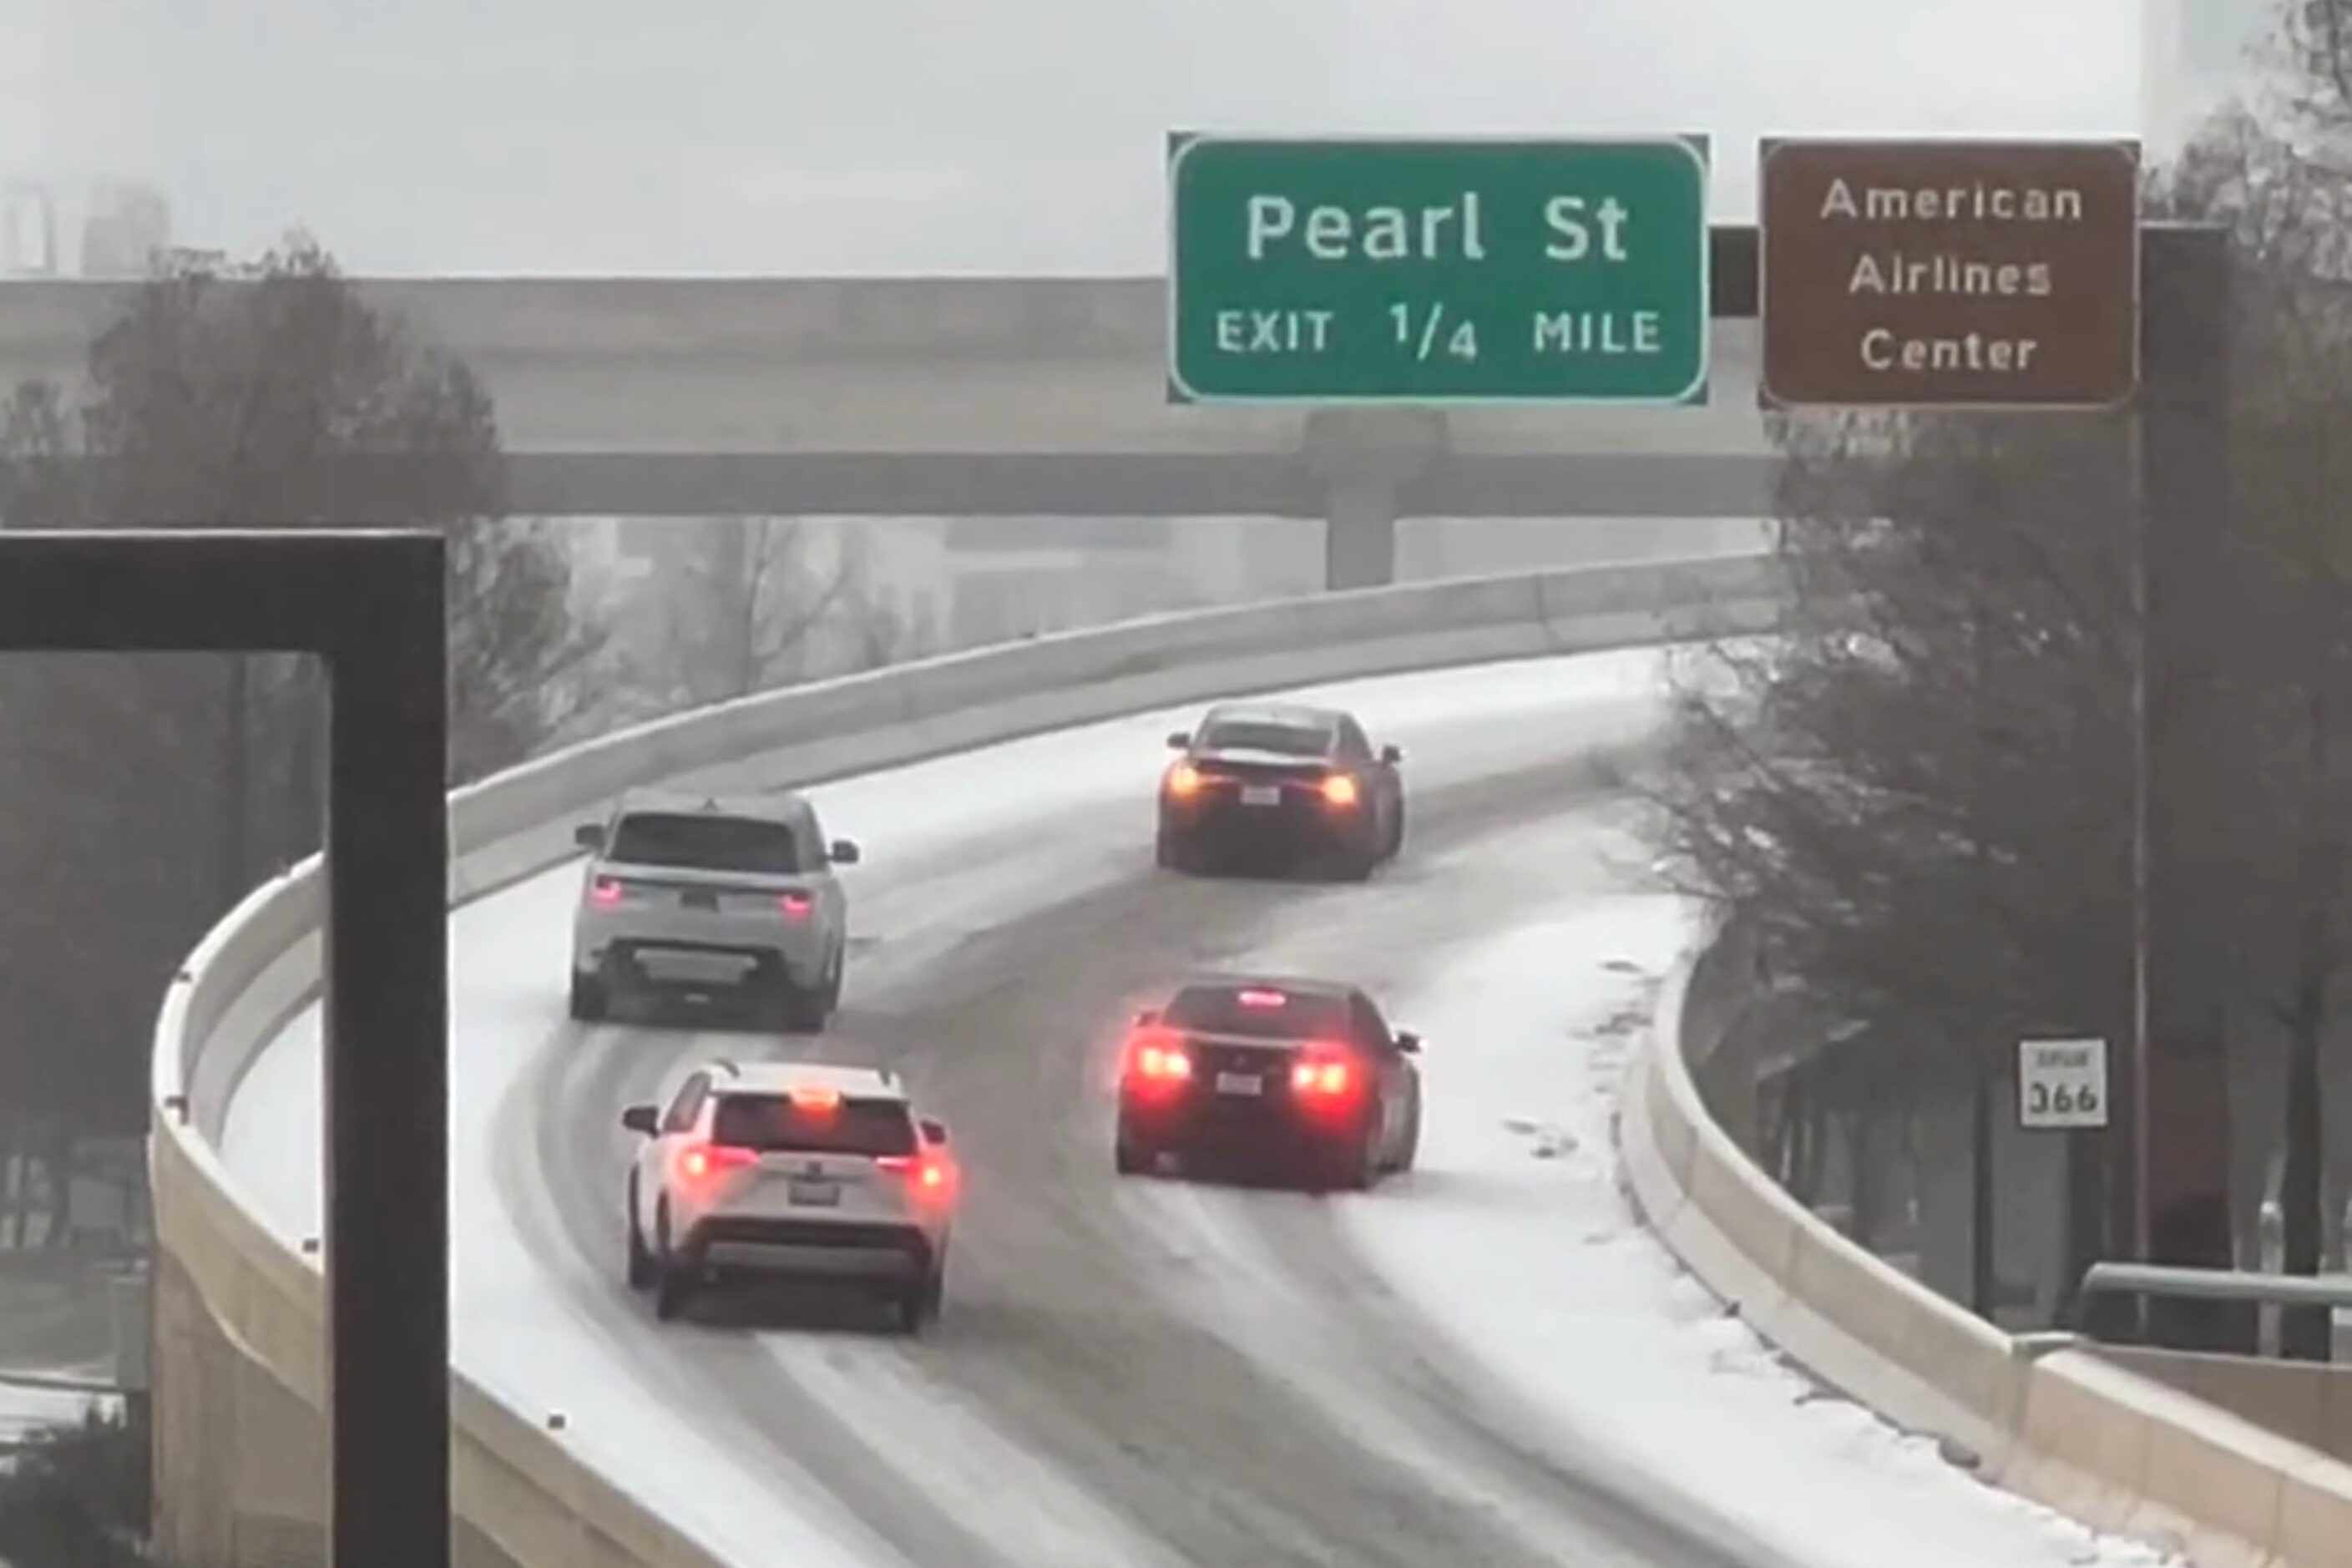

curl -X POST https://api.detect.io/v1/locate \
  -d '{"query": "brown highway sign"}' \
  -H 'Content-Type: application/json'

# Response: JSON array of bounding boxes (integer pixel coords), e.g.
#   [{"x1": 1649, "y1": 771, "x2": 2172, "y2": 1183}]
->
[{"x1": 1758, "y1": 138, "x2": 2141, "y2": 408}]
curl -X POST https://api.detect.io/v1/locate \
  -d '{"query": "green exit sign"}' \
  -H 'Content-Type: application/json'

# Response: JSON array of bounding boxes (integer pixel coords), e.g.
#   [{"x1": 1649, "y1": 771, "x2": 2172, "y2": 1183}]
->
[{"x1": 1166, "y1": 134, "x2": 1712, "y2": 405}]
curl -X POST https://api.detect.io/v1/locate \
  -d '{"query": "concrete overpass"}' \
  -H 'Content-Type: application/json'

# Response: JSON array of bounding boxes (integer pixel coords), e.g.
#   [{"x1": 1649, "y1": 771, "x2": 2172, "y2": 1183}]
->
[{"x1": 0, "y1": 231, "x2": 1779, "y2": 587}]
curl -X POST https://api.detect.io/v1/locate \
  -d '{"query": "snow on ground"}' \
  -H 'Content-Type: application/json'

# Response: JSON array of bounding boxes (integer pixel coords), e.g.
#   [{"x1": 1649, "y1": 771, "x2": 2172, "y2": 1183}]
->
[
  {"x1": 214, "y1": 649, "x2": 1672, "y2": 1568},
  {"x1": 1333, "y1": 894, "x2": 2188, "y2": 1568}
]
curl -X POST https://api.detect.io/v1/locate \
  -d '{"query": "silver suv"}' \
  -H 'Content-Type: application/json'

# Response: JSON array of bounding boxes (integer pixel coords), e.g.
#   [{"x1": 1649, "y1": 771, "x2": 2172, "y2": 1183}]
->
[
  {"x1": 620, "y1": 1060, "x2": 957, "y2": 1331},
  {"x1": 569, "y1": 789, "x2": 858, "y2": 1032}
]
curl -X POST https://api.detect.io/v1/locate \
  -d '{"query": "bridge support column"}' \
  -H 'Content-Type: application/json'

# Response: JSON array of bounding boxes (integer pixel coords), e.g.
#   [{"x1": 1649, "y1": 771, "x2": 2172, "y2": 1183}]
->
[{"x1": 1301, "y1": 407, "x2": 1447, "y2": 591}]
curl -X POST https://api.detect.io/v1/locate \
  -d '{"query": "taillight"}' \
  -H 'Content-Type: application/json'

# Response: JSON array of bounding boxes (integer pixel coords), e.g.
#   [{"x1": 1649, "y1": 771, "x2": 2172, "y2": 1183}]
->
[
  {"x1": 679, "y1": 1142, "x2": 756, "y2": 1181},
  {"x1": 878, "y1": 1152, "x2": 954, "y2": 1197},
  {"x1": 1319, "y1": 773, "x2": 1360, "y2": 807},
  {"x1": 778, "y1": 891, "x2": 814, "y2": 920},
  {"x1": 1165, "y1": 761, "x2": 1203, "y2": 799},
  {"x1": 788, "y1": 1082, "x2": 841, "y2": 1114},
  {"x1": 1291, "y1": 1045, "x2": 1358, "y2": 1099},
  {"x1": 588, "y1": 877, "x2": 625, "y2": 908},
  {"x1": 1124, "y1": 1026, "x2": 1194, "y2": 1084}
]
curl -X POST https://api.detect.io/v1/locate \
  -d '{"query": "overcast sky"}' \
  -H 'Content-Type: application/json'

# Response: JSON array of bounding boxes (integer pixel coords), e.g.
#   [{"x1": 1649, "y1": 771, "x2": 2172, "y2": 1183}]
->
[{"x1": 5, "y1": 1, "x2": 2158, "y2": 274}]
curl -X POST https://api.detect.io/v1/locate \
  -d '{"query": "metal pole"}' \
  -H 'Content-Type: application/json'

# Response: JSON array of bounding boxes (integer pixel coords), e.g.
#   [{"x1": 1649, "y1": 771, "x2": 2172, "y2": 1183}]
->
[
  {"x1": 323, "y1": 539, "x2": 450, "y2": 1568},
  {"x1": 2130, "y1": 410, "x2": 2154, "y2": 1267}
]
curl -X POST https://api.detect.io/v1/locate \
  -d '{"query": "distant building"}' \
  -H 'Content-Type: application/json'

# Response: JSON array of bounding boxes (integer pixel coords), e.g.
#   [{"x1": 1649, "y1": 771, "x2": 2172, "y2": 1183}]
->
[
  {"x1": 79, "y1": 181, "x2": 172, "y2": 278},
  {"x1": 0, "y1": 180, "x2": 56, "y2": 275}
]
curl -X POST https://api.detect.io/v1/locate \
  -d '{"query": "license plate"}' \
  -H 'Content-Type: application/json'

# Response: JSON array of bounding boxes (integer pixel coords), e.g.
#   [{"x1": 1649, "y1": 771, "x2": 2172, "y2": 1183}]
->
[
  {"x1": 787, "y1": 1178, "x2": 840, "y2": 1207},
  {"x1": 1240, "y1": 785, "x2": 1280, "y2": 807},
  {"x1": 1216, "y1": 1071, "x2": 1263, "y2": 1096},
  {"x1": 680, "y1": 889, "x2": 718, "y2": 910}
]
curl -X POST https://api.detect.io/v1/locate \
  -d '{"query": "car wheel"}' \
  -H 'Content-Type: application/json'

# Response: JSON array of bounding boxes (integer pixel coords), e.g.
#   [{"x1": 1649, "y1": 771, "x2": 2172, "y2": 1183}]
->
[
  {"x1": 1114, "y1": 1137, "x2": 1156, "y2": 1176},
  {"x1": 569, "y1": 969, "x2": 609, "y2": 1022},
  {"x1": 889, "y1": 1272, "x2": 940, "y2": 1335},
  {"x1": 1392, "y1": 1096, "x2": 1421, "y2": 1173},
  {"x1": 819, "y1": 941, "x2": 845, "y2": 1011},
  {"x1": 1387, "y1": 797, "x2": 1408, "y2": 858},
  {"x1": 625, "y1": 1176, "x2": 655, "y2": 1290},
  {"x1": 777, "y1": 979, "x2": 829, "y2": 1034},
  {"x1": 1155, "y1": 829, "x2": 1195, "y2": 874},
  {"x1": 1312, "y1": 1120, "x2": 1378, "y2": 1192},
  {"x1": 651, "y1": 1203, "x2": 692, "y2": 1322}
]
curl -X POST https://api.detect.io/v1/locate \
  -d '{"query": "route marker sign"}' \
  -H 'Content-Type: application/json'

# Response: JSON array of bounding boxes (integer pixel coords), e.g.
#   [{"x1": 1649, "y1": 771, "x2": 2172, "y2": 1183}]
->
[
  {"x1": 2018, "y1": 1037, "x2": 2112, "y2": 1130},
  {"x1": 1759, "y1": 138, "x2": 2141, "y2": 408},
  {"x1": 1166, "y1": 134, "x2": 1711, "y2": 405}
]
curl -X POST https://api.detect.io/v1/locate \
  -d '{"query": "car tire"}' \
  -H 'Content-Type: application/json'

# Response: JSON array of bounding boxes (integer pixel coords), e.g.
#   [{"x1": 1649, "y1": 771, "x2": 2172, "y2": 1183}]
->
[
  {"x1": 1313, "y1": 1120, "x2": 1378, "y2": 1193},
  {"x1": 1155, "y1": 830, "x2": 1194, "y2": 874},
  {"x1": 625, "y1": 1176, "x2": 655, "y2": 1290},
  {"x1": 1114, "y1": 1137, "x2": 1156, "y2": 1176},
  {"x1": 818, "y1": 941, "x2": 845, "y2": 1012},
  {"x1": 1334, "y1": 839, "x2": 1378, "y2": 883},
  {"x1": 1386, "y1": 797, "x2": 1408, "y2": 859},
  {"x1": 651, "y1": 1204, "x2": 692, "y2": 1322},
  {"x1": 1393, "y1": 1097, "x2": 1421, "y2": 1174},
  {"x1": 777, "y1": 979, "x2": 829, "y2": 1034},
  {"x1": 569, "y1": 969, "x2": 609, "y2": 1022}
]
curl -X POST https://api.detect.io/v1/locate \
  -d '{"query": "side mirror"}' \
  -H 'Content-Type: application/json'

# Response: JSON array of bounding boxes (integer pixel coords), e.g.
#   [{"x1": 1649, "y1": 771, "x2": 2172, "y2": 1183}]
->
[
  {"x1": 620, "y1": 1105, "x2": 659, "y2": 1136},
  {"x1": 1379, "y1": 744, "x2": 1403, "y2": 766},
  {"x1": 1165, "y1": 731, "x2": 1191, "y2": 751},
  {"x1": 920, "y1": 1118, "x2": 948, "y2": 1146},
  {"x1": 829, "y1": 838, "x2": 862, "y2": 866},
  {"x1": 574, "y1": 822, "x2": 605, "y2": 851},
  {"x1": 1132, "y1": 1007, "x2": 1160, "y2": 1028},
  {"x1": 1394, "y1": 1030, "x2": 1422, "y2": 1055}
]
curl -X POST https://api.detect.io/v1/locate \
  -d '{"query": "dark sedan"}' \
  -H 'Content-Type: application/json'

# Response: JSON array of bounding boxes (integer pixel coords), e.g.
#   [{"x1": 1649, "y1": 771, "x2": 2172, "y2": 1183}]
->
[{"x1": 1154, "y1": 701, "x2": 1404, "y2": 880}]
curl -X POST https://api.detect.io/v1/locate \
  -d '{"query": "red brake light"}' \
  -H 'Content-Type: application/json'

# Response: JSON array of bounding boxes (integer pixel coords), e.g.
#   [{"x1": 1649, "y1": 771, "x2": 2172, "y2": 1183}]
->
[
  {"x1": 679, "y1": 1142, "x2": 756, "y2": 1181},
  {"x1": 1165, "y1": 761, "x2": 1204, "y2": 799},
  {"x1": 1237, "y1": 989, "x2": 1287, "y2": 1009},
  {"x1": 1125, "y1": 1025, "x2": 1193, "y2": 1082},
  {"x1": 588, "y1": 877, "x2": 624, "y2": 908},
  {"x1": 1320, "y1": 773, "x2": 1360, "y2": 807},
  {"x1": 788, "y1": 1083, "x2": 842, "y2": 1113},
  {"x1": 1291, "y1": 1045, "x2": 1358, "y2": 1098},
  {"x1": 779, "y1": 891, "x2": 814, "y2": 919},
  {"x1": 878, "y1": 1152, "x2": 954, "y2": 1196}
]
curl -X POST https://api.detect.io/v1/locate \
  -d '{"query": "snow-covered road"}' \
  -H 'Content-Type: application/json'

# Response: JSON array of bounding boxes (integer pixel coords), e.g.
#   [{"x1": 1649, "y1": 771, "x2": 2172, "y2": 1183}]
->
[{"x1": 208, "y1": 648, "x2": 2177, "y2": 1568}]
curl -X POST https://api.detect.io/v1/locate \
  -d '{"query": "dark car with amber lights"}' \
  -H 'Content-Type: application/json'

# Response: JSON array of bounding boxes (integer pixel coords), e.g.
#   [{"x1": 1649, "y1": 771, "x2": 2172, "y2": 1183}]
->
[{"x1": 1153, "y1": 702, "x2": 1404, "y2": 880}]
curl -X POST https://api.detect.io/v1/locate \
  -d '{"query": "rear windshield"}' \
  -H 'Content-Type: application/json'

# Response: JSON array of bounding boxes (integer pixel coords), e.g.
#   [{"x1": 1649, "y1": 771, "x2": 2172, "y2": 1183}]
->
[
  {"x1": 710, "y1": 1094, "x2": 916, "y2": 1156},
  {"x1": 608, "y1": 812, "x2": 804, "y2": 873},
  {"x1": 1196, "y1": 720, "x2": 1328, "y2": 757},
  {"x1": 1162, "y1": 984, "x2": 1351, "y2": 1040}
]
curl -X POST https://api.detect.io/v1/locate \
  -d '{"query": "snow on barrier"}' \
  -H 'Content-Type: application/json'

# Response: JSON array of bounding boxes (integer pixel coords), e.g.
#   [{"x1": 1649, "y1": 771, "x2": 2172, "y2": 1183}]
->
[
  {"x1": 1620, "y1": 922, "x2": 2352, "y2": 1568},
  {"x1": 148, "y1": 554, "x2": 1788, "y2": 1568}
]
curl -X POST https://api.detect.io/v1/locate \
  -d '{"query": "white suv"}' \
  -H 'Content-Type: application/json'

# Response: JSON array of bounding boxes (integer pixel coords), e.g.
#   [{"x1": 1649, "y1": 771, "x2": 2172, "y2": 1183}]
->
[
  {"x1": 620, "y1": 1060, "x2": 957, "y2": 1331},
  {"x1": 569, "y1": 788, "x2": 859, "y2": 1032}
]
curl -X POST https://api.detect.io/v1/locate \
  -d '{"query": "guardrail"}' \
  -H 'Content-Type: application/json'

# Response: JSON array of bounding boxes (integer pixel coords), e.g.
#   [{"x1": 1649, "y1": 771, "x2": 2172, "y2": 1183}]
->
[
  {"x1": 1621, "y1": 919, "x2": 2352, "y2": 1568},
  {"x1": 149, "y1": 552, "x2": 1790, "y2": 1568}
]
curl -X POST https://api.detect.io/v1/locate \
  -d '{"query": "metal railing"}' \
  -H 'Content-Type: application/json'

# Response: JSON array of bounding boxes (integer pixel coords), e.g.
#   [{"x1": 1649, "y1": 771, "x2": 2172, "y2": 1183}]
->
[{"x1": 2073, "y1": 1260, "x2": 2352, "y2": 1358}]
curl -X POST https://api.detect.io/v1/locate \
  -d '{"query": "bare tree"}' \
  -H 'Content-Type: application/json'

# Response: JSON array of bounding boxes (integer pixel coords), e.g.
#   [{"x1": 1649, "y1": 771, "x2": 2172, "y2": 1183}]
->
[
  {"x1": 1658, "y1": 104, "x2": 2352, "y2": 1351},
  {"x1": 0, "y1": 235, "x2": 600, "y2": 1162},
  {"x1": 645, "y1": 517, "x2": 862, "y2": 706}
]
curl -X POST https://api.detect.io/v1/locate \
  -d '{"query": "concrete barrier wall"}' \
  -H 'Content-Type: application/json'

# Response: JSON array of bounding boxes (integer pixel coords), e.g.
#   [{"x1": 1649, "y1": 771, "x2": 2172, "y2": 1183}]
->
[
  {"x1": 1620, "y1": 918, "x2": 2352, "y2": 1568},
  {"x1": 149, "y1": 553, "x2": 1788, "y2": 1568}
]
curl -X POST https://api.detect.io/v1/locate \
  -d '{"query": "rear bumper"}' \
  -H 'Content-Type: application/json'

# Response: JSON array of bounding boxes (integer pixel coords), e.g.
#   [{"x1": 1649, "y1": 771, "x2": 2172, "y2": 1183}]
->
[
  {"x1": 1117, "y1": 1090, "x2": 1363, "y2": 1162},
  {"x1": 1158, "y1": 796, "x2": 1371, "y2": 858},
  {"x1": 680, "y1": 1216, "x2": 938, "y2": 1281},
  {"x1": 579, "y1": 928, "x2": 825, "y2": 989}
]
